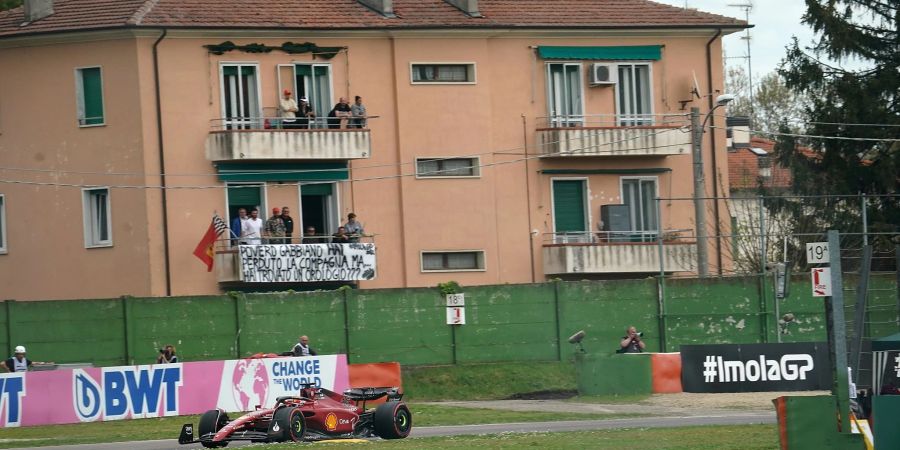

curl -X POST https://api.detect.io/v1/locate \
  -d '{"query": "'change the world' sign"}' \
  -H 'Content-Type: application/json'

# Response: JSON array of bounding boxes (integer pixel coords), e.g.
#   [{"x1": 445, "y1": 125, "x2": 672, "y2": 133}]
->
[{"x1": 239, "y1": 244, "x2": 376, "y2": 282}]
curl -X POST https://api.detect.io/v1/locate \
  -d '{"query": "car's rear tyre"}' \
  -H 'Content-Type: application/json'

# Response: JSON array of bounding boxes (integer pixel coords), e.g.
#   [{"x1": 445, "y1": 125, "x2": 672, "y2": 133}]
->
[
  {"x1": 198, "y1": 409, "x2": 230, "y2": 448},
  {"x1": 270, "y1": 406, "x2": 306, "y2": 442},
  {"x1": 373, "y1": 402, "x2": 412, "y2": 439}
]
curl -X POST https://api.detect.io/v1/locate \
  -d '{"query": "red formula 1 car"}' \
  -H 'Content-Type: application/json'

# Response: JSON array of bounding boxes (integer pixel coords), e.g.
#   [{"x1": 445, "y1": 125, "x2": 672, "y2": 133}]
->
[{"x1": 178, "y1": 385, "x2": 411, "y2": 447}]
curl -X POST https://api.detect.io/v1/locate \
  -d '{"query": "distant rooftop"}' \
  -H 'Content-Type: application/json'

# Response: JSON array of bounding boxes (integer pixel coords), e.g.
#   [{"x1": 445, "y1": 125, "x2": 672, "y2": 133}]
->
[{"x1": 0, "y1": 0, "x2": 748, "y2": 39}]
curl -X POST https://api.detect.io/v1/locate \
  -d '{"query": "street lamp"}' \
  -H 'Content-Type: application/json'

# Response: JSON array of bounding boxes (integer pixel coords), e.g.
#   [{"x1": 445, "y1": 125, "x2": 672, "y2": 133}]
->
[{"x1": 691, "y1": 94, "x2": 734, "y2": 277}]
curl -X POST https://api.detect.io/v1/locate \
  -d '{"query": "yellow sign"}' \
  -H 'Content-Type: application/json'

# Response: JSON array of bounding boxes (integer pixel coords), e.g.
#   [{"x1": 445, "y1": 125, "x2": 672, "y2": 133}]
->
[{"x1": 325, "y1": 412, "x2": 338, "y2": 431}]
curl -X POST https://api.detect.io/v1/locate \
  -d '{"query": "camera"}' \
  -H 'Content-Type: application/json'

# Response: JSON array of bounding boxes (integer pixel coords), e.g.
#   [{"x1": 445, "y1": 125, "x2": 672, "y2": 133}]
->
[
  {"x1": 159, "y1": 348, "x2": 166, "y2": 354},
  {"x1": 637, "y1": 332, "x2": 644, "y2": 337}
]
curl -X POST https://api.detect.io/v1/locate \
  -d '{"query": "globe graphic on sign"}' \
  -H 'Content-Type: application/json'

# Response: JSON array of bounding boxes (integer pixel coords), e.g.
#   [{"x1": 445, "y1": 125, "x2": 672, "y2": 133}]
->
[{"x1": 231, "y1": 359, "x2": 269, "y2": 411}]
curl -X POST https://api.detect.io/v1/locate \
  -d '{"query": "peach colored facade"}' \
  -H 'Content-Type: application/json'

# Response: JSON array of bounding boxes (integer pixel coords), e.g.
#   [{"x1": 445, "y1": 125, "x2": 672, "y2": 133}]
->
[{"x1": 0, "y1": 25, "x2": 740, "y2": 301}]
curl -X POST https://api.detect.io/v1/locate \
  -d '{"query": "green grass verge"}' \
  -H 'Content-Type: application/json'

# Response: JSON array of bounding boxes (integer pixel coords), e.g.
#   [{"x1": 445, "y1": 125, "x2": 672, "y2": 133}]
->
[
  {"x1": 403, "y1": 362, "x2": 576, "y2": 401},
  {"x1": 566, "y1": 393, "x2": 651, "y2": 404},
  {"x1": 252, "y1": 424, "x2": 780, "y2": 449},
  {"x1": 0, "y1": 404, "x2": 634, "y2": 449}
]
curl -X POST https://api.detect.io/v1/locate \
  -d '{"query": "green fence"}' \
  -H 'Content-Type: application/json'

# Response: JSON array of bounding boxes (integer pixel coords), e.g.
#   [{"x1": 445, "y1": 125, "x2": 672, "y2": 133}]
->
[{"x1": 2, "y1": 274, "x2": 896, "y2": 367}]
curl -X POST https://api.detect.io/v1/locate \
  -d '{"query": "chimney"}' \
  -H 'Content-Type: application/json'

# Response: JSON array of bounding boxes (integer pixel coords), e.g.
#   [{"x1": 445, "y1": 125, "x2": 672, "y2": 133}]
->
[
  {"x1": 24, "y1": 0, "x2": 54, "y2": 23},
  {"x1": 444, "y1": 0, "x2": 481, "y2": 17},
  {"x1": 358, "y1": 0, "x2": 395, "y2": 18}
]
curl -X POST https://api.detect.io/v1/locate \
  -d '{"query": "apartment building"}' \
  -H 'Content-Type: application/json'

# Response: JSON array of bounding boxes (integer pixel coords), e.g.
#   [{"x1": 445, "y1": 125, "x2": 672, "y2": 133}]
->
[{"x1": 0, "y1": 0, "x2": 746, "y2": 300}]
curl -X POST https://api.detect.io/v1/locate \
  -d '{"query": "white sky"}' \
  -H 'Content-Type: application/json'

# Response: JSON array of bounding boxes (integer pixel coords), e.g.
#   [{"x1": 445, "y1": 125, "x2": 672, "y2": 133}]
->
[{"x1": 652, "y1": 0, "x2": 817, "y2": 83}]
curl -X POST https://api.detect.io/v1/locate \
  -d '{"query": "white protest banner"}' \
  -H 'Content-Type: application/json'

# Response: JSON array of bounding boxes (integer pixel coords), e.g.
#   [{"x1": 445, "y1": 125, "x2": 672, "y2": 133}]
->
[{"x1": 239, "y1": 244, "x2": 376, "y2": 282}]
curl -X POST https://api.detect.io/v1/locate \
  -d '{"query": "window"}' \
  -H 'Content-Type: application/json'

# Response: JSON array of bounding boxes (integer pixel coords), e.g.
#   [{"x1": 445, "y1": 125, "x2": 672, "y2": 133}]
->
[
  {"x1": 546, "y1": 63, "x2": 583, "y2": 127},
  {"x1": 82, "y1": 188, "x2": 112, "y2": 247},
  {"x1": 621, "y1": 178, "x2": 658, "y2": 239},
  {"x1": 292, "y1": 64, "x2": 333, "y2": 125},
  {"x1": 415, "y1": 158, "x2": 480, "y2": 178},
  {"x1": 421, "y1": 251, "x2": 485, "y2": 272},
  {"x1": 75, "y1": 67, "x2": 104, "y2": 126},
  {"x1": 551, "y1": 179, "x2": 589, "y2": 243},
  {"x1": 411, "y1": 63, "x2": 476, "y2": 83},
  {"x1": 0, "y1": 194, "x2": 6, "y2": 254},
  {"x1": 616, "y1": 63, "x2": 652, "y2": 126},
  {"x1": 221, "y1": 64, "x2": 261, "y2": 129}
]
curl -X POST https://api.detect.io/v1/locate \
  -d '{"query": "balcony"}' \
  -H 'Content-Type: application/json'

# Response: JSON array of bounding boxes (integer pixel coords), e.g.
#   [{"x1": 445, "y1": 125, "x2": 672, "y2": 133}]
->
[
  {"x1": 542, "y1": 231, "x2": 697, "y2": 275},
  {"x1": 214, "y1": 238, "x2": 377, "y2": 283},
  {"x1": 205, "y1": 117, "x2": 373, "y2": 162},
  {"x1": 536, "y1": 115, "x2": 690, "y2": 157}
]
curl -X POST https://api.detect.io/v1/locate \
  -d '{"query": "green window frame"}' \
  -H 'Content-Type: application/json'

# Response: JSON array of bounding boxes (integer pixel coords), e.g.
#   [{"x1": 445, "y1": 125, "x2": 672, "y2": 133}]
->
[
  {"x1": 421, "y1": 251, "x2": 485, "y2": 272},
  {"x1": 552, "y1": 179, "x2": 588, "y2": 234},
  {"x1": 75, "y1": 67, "x2": 105, "y2": 126}
]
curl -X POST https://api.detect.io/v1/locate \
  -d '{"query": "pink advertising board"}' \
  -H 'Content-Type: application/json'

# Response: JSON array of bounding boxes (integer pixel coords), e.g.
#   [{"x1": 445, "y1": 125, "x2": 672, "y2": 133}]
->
[{"x1": 0, "y1": 355, "x2": 348, "y2": 427}]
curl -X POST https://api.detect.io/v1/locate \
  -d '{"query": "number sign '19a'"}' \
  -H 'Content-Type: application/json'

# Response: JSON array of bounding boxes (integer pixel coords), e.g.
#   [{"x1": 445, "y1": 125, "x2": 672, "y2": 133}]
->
[{"x1": 806, "y1": 242, "x2": 829, "y2": 264}]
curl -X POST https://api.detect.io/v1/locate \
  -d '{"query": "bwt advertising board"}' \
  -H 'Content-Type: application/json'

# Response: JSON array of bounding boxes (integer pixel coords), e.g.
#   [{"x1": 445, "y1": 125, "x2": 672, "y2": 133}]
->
[
  {"x1": 680, "y1": 343, "x2": 832, "y2": 393},
  {"x1": 0, "y1": 355, "x2": 348, "y2": 428},
  {"x1": 239, "y1": 244, "x2": 376, "y2": 282}
]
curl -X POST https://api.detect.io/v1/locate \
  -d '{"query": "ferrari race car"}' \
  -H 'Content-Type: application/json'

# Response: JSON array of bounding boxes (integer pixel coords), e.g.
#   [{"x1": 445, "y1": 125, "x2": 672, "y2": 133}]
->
[{"x1": 178, "y1": 385, "x2": 411, "y2": 447}]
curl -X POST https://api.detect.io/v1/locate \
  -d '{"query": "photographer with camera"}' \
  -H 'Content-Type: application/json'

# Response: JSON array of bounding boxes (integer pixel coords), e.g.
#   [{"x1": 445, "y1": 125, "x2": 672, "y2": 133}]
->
[
  {"x1": 156, "y1": 345, "x2": 178, "y2": 364},
  {"x1": 619, "y1": 326, "x2": 646, "y2": 353}
]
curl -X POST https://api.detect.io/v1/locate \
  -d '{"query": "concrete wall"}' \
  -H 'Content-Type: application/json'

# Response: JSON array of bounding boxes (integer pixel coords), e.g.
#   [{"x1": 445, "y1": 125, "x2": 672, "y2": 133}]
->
[{"x1": 4, "y1": 274, "x2": 894, "y2": 367}]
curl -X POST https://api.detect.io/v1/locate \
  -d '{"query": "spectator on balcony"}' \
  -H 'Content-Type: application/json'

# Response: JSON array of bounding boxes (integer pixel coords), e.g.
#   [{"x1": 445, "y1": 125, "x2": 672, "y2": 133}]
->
[
  {"x1": 230, "y1": 208, "x2": 248, "y2": 244},
  {"x1": 332, "y1": 226, "x2": 351, "y2": 244},
  {"x1": 302, "y1": 226, "x2": 320, "y2": 244},
  {"x1": 281, "y1": 206, "x2": 294, "y2": 243},
  {"x1": 344, "y1": 212, "x2": 364, "y2": 242},
  {"x1": 279, "y1": 89, "x2": 300, "y2": 129},
  {"x1": 350, "y1": 96, "x2": 367, "y2": 129},
  {"x1": 298, "y1": 96, "x2": 316, "y2": 128},
  {"x1": 265, "y1": 207, "x2": 286, "y2": 244},
  {"x1": 327, "y1": 97, "x2": 352, "y2": 129},
  {"x1": 292, "y1": 335, "x2": 317, "y2": 357},
  {"x1": 243, "y1": 208, "x2": 264, "y2": 245}
]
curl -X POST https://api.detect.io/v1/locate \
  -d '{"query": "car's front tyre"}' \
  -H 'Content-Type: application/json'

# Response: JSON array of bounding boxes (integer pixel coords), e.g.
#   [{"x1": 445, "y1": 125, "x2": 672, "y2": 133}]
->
[{"x1": 198, "y1": 409, "x2": 230, "y2": 448}]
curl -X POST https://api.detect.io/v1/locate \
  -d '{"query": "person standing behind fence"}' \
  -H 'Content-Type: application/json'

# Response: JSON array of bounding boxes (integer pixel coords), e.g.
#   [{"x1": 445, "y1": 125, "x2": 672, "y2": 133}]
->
[
  {"x1": 243, "y1": 208, "x2": 264, "y2": 245},
  {"x1": 344, "y1": 213, "x2": 364, "y2": 242},
  {"x1": 230, "y1": 208, "x2": 247, "y2": 244},
  {"x1": 281, "y1": 206, "x2": 294, "y2": 243},
  {"x1": 350, "y1": 96, "x2": 367, "y2": 128},
  {"x1": 619, "y1": 326, "x2": 645, "y2": 353},
  {"x1": 3, "y1": 346, "x2": 33, "y2": 372},
  {"x1": 279, "y1": 89, "x2": 299, "y2": 129},
  {"x1": 292, "y1": 336, "x2": 317, "y2": 357},
  {"x1": 264, "y1": 207, "x2": 286, "y2": 244},
  {"x1": 156, "y1": 345, "x2": 178, "y2": 364}
]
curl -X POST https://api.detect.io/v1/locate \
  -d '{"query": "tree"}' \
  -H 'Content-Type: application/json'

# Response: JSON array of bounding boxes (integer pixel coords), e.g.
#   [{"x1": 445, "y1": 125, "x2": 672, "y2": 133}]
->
[
  {"x1": 725, "y1": 66, "x2": 808, "y2": 134},
  {"x1": 776, "y1": 0, "x2": 900, "y2": 243},
  {"x1": 0, "y1": 0, "x2": 22, "y2": 11}
]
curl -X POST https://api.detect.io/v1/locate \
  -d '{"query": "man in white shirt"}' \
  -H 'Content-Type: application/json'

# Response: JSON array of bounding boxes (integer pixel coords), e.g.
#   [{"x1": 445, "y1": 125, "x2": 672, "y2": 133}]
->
[
  {"x1": 291, "y1": 336, "x2": 317, "y2": 357},
  {"x1": 242, "y1": 208, "x2": 264, "y2": 245},
  {"x1": 279, "y1": 89, "x2": 299, "y2": 129}
]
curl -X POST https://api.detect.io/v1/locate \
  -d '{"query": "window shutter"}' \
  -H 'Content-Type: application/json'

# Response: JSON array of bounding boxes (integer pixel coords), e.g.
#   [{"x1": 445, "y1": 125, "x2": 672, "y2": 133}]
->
[
  {"x1": 81, "y1": 68, "x2": 104, "y2": 125},
  {"x1": 552, "y1": 180, "x2": 587, "y2": 232}
]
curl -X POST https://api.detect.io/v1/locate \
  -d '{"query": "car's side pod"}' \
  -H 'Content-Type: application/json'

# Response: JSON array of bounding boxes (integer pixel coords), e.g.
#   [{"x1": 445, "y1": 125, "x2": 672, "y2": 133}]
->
[{"x1": 178, "y1": 423, "x2": 198, "y2": 445}]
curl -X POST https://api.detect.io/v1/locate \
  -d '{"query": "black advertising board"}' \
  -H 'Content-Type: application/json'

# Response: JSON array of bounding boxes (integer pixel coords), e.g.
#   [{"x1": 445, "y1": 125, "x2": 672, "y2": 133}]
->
[
  {"x1": 681, "y1": 342, "x2": 832, "y2": 393},
  {"x1": 879, "y1": 350, "x2": 900, "y2": 394}
]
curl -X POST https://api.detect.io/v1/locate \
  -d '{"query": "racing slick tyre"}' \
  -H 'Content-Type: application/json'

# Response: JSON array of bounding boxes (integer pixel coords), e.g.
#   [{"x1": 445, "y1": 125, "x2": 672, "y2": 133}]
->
[
  {"x1": 373, "y1": 401, "x2": 412, "y2": 439},
  {"x1": 270, "y1": 406, "x2": 306, "y2": 442},
  {"x1": 198, "y1": 409, "x2": 230, "y2": 448}
]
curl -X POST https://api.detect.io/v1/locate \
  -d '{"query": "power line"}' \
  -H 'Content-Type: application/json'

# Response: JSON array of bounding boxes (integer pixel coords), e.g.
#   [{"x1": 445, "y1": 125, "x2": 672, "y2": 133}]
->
[
  {"x1": 708, "y1": 124, "x2": 900, "y2": 143},
  {"x1": 0, "y1": 128, "x2": 692, "y2": 190}
]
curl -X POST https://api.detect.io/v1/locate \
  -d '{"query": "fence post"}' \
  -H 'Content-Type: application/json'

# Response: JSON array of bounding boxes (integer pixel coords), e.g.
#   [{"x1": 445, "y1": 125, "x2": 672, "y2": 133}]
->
[
  {"x1": 825, "y1": 230, "x2": 850, "y2": 430},
  {"x1": 850, "y1": 245, "x2": 872, "y2": 379},
  {"x1": 232, "y1": 292, "x2": 244, "y2": 359},
  {"x1": 758, "y1": 196, "x2": 769, "y2": 343},
  {"x1": 896, "y1": 245, "x2": 900, "y2": 328},
  {"x1": 121, "y1": 296, "x2": 133, "y2": 365},
  {"x1": 656, "y1": 196, "x2": 667, "y2": 352},
  {"x1": 553, "y1": 281, "x2": 562, "y2": 361},
  {"x1": 342, "y1": 288, "x2": 351, "y2": 361}
]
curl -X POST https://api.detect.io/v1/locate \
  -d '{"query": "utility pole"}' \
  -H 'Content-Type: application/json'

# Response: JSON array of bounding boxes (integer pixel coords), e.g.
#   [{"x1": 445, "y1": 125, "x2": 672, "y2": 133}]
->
[{"x1": 691, "y1": 107, "x2": 709, "y2": 277}]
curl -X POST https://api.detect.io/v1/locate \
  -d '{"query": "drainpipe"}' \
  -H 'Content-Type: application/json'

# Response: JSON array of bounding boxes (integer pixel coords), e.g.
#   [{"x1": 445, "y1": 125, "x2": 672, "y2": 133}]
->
[
  {"x1": 153, "y1": 29, "x2": 172, "y2": 296},
  {"x1": 705, "y1": 28, "x2": 724, "y2": 276}
]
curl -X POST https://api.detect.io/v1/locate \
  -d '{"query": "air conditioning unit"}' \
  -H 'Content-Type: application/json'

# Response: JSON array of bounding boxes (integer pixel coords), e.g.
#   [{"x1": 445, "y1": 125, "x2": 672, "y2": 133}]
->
[{"x1": 589, "y1": 63, "x2": 617, "y2": 86}]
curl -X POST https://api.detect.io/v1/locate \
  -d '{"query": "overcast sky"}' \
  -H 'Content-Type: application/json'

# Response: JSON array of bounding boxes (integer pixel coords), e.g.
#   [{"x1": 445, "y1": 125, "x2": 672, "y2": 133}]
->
[{"x1": 653, "y1": 0, "x2": 816, "y2": 82}]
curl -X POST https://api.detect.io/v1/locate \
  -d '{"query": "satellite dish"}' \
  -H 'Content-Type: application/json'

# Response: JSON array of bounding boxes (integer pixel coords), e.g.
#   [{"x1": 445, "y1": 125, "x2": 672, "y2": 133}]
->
[
  {"x1": 568, "y1": 330, "x2": 586, "y2": 344},
  {"x1": 691, "y1": 70, "x2": 702, "y2": 99}
]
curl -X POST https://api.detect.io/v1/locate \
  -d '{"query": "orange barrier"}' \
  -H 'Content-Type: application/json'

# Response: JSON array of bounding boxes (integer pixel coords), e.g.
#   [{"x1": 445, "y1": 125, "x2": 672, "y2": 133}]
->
[
  {"x1": 348, "y1": 362, "x2": 402, "y2": 390},
  {"x1": 650, "y1": 353, "x2": 683, "y2": 393}
]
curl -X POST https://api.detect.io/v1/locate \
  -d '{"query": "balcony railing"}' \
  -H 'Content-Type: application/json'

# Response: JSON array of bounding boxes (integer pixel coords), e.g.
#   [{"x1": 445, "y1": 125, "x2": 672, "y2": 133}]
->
[
  {"x1": 536, "y1": 114, "x2": 691, "y2": 157},
  {"x1": 205, "y1": 115, "x2": 375, "y2": 161},
  {"x1": 542, "y1": 230, "x2": 697, "y2": 275},
  {"x1": 214, "y1": 237, "x2": 377, "y2": 283}
]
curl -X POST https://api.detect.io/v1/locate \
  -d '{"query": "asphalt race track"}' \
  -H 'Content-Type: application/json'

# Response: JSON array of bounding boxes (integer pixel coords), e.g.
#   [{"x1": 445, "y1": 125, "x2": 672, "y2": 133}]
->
[{"x1": 6, "y1": 413, "x2": 774, "y2": 450}]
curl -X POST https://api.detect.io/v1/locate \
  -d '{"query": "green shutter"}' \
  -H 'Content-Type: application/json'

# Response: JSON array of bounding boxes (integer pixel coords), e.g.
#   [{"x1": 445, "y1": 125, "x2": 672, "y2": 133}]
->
[
  {"x1": 227, "y1": 185, "x2": 262, "y2": 209},
  {"x1": 223, "y1": 66, "x2": 238, "y2": 76},
  {"x1": 216, "y1": 162, "x2": 349, "y2": 182},
  {"x1": 295, "y1": 65, "x2": 313, "y2": 77},
  {"x1": 80, "y1": 68, "x2": 104, "y2": 125},
  {"x1": 300, "y1": 183, "x2": 333, "y2": 196},
  {"x1": 553, "y1": 180, "x2": 587, "y2": 232}
]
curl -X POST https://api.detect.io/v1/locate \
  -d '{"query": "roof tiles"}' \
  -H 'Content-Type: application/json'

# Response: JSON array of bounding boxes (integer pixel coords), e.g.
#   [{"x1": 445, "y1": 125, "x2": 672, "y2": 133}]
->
[{"x1": 0, "y1": 0, "x2": 746, "y2": 38}]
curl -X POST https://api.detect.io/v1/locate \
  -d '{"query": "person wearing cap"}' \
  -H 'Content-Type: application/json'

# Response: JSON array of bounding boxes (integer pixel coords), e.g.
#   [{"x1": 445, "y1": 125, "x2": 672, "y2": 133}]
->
[
  {"x1": 264, "y1": 207, "x2": 286, "y2": 244},
  {"x1": 3, "y1": 346, "x2": 33, "y2": 372},
  {"x1": 297, "y1": 96, "x2": 316, "y2": 129},
  {"x1": 279, "y1": 89, "x2": 300, "y2": 129}
]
